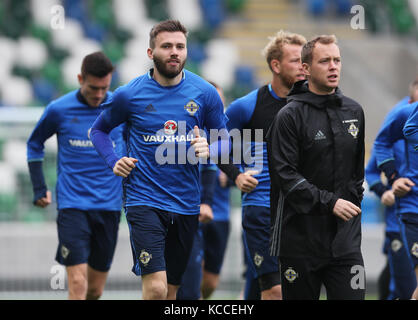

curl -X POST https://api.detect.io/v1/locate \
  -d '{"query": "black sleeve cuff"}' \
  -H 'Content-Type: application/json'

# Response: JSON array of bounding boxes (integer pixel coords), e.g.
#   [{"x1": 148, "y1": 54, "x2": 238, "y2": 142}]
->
[
  {"x1": 379, "y1": 160, "x2": 398, "y2": 185},
  {"x1": 200, "y1": 169, "x2": 217, "y2": 206},
  {"x1": 369, "y1": 182, "x2": 387, "y2": 198},
  {"x1": 28, "y1": 161, "x2": 47, "y2": 204},
  {"x1": 328, "y1": 194, "x2": 339, "y2": 214},
  {"x1": 216, "y1": 163, "x2": 241, "y2": 183}
]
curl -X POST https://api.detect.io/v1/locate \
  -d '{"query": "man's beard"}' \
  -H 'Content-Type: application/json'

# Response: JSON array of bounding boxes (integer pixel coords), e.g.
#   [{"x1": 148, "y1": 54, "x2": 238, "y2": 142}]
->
[
  {"x1": 280, "y1": 72, "x2": 302, "y2": 91},
  {"x1": 153, "y1": 55, "x2": 186, "y2": 79}
]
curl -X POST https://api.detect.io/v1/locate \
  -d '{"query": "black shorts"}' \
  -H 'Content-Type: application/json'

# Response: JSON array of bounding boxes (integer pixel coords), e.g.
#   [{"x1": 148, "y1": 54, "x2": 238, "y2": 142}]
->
[
  {"x1": 400, "y1": 213, "x2": 418, "y2": 268},
  {"x1": 125, "y1": 205, "x2": 199, "y2": 285},
  {"x1": 280, "y1": 253, "x2": 365, "y2": 300},
  {"x1": 202, "y1": 220, "x2": 230, "y2": 274},
  {"x1": 242, "y1": 206, "x2": 279, "y2": 277},
  {"x1": 55, "y1": 208, "x2": 120, "y2": 272}
]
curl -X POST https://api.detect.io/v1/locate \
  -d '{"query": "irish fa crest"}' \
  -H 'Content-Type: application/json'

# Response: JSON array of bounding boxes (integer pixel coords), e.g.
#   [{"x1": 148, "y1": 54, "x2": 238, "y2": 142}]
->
[
  {"x1": 184, "y1": 100, "x2": 199, "y2": 116},
  {"x1": 391, "y1": 239, "x2": 402, "y2": 252},
  {"x1": 411, "y1": 243, "x2": 418, "y2": 258},
  {"x1": 253, "y1": 253, "x2": 264, "y2": 267},
  {"x1": 284, "y1": 267, "x2": 298, "y2": 283},
  {"x1": 348, "y1": 123, "x2": 359, "y2": 138},
  {"x1": 139, "y1": 250, "x2": 152, "y2": 266},
  {"x1": 61, "y1": 245, "x2": 70, "y2": 259}
]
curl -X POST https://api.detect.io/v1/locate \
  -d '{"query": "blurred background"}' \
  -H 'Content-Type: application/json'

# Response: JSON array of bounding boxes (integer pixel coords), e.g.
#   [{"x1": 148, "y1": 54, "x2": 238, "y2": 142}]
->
[{"x1": 0, "y1": 0, "x2": 417, "y2": 299}]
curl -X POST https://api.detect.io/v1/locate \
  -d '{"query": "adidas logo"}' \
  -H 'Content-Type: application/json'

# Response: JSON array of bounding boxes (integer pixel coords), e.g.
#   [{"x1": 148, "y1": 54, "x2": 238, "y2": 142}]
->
[
  {"x1": 145, "y1": 104, "x2": 156, "y2": 112},
  {"x1": 314, "y1": 130, "x2": 326, "y2": 140}
]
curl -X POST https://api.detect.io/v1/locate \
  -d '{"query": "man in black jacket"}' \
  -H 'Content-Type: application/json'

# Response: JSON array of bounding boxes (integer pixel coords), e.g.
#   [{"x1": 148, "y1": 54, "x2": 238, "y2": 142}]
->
[
  {"x1": 266, "y1": 35, "x2": 365, "y2": 300},
  {"x1": 218, "y1": 30, "x2": 307, "y2": 299}
]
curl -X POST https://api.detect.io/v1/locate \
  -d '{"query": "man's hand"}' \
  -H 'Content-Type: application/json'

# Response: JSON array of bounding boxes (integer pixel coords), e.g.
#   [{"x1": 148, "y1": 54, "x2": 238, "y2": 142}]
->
[
  {"x1": 381, "y1": 190, "x2": 395, "y2": 207},
  {"x1": 332, "y1": 199, "x2": 361, "y2": 222},
  {"x1": 199, "y1": 203, "x2": 213, "y2": 223},
  {"x1": 113, "y1": 157, "x2": 138, "y2": 177},
  {"x1": 35, "y1": 190, "x2": 52, "y2": 208},
  {"x1": 392, "y1": 177, "x2": 415, "y2": 197},
  {"x1": 235, "y1": 170, "x2": 259, "y2": 193},
  {"x1": 191, "y1": 126, "x2": 209, "y2": 158}
]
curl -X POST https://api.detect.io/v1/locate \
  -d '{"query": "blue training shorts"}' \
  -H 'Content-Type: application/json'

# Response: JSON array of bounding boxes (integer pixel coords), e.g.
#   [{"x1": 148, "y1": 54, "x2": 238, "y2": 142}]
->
[
  {"x1": 242, "y1": 205, "x2": 279, "y2": 278},
  {"x1": 202, "y1": 220, "x2": 230, "y2": 274},
  {"x1": 399, "y1": 213, "x2": 418, "y2": 268},
  {"x1": 125, "y1": 205, "x2": 199, "y2": 285},
  {"x1": 55, "y1": 208, "x2": 121, "y2": 272}
]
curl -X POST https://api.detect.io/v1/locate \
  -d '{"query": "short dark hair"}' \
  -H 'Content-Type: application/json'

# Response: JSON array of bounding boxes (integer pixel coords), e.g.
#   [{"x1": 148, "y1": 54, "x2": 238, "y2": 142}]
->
[
  {"x1": 149, "y1": 20, "x2": 188, "y2": 49},
  {"x1": 81, "y1": 51, "x2": 114, "y2": 78},
  {"x1": 301, "y1": 35, "x2": 338, "y2": 65}
]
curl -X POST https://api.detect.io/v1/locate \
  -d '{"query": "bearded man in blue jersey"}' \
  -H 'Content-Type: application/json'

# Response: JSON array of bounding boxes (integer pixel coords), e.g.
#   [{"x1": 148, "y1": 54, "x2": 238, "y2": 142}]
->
[
  {"x1": 90, "y1": 20, "x2": 229, "y2": 300},
  {"x1": 27, "y1": 52, "x2": 124, "y2": 300}
]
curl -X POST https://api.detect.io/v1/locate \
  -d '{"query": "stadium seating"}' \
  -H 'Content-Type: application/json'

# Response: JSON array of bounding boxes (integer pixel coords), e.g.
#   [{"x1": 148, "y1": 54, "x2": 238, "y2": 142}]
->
[
  {"x1": 358, "y1": 0, "x2": 416, "y2": 34},
  {"x1": 0, "y1": 0, "x2": 252, "y2": 108},
  {"x1": 0, "y1": 77, "x2": 33, "y2": 107},
  {"x1": 0, "y1": 0, "x2": 251, "y2": 220},
  {"x1": 0, "y1": 162, "x2": 18, "y2": 221}
]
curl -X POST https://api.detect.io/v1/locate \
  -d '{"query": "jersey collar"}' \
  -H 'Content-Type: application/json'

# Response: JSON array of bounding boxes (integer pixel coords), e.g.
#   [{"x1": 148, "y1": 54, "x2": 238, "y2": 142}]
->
[
  {"x1": 268, "y1": 83, "x2": 283, "y2": 101},
  {"x1": 147, "y1": 68, "x2": 186, "y2": 87}
]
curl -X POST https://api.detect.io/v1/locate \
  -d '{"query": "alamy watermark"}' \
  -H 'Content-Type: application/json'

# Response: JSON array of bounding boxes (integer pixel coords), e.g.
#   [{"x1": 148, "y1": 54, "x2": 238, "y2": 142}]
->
[
  {"x1": 50, "y1": 5, "x2": 65, "y2": 30},
  {"x1": 50, "y1": 264, "x2": 66, "y2": 290},
  {"x1": 350, "y1": 5, "x2": 365, "y2": 30},
  {"x1": 350, "y1": 265, "x2": 366, "y2": 290},
  {"x1": 152, "y1": 122, "x2": 264, "y2": 172}
]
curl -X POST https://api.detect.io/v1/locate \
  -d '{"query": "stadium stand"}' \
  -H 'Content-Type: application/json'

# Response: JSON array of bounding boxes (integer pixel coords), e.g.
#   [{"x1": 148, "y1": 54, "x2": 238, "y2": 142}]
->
[{"x1": 0, "y1": 0, "x2": 253, "y2": 108}]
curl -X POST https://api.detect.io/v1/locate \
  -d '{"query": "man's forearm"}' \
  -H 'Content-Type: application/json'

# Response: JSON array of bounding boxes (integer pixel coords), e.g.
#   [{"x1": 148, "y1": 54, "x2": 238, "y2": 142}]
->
[
  {"x1": 90, "y1": 128, "x2": 119, "y2": 169},
  {"x1": 28, "y1": 160, "x2": 47, "y2": 203},
  {"x1": 216, "y1": 163, "x2": 241, "y2": 182}
]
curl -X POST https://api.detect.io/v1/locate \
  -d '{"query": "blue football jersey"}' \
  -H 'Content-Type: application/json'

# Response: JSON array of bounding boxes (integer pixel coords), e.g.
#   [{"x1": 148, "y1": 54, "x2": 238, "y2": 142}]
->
[
  {"x1": 404, "y1": 103, "x2": 418, "y2": 150},
  {"x1": 27, "y1": 90, "x2": 124, "y2": 211},
  {"x1": 225, "y1": 85, "x2": 285, "y2": 208},
  {"x1": 365, "y1": 150, "x2": 403, "y2": 233},
  {"x1": 91, "y1": 69, "x2": 228, "y2": 215},
  {"x1": 211, "y1": 169, "x2": 231, "y2": 222},
  {"x1": 374, "y1": 101, "x2": 418, "y2": 215}
]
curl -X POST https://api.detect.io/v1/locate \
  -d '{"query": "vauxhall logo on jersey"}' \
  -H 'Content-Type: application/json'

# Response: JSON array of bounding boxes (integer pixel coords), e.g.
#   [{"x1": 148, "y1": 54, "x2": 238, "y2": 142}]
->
[
  {"x1": 70, "y1": 128, "x2": 116, "y2": 148},
  {"x1": 142, "y1": 120, "x2": 194, "y2": 143},
  {"x1": 164, "y1": 120, "x2": 178, "y2": 135}
]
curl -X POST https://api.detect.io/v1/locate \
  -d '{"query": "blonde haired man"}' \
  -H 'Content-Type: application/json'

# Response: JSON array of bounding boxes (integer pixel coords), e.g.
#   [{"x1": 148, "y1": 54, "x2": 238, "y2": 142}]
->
[{"x1": 218, "y1": 30, "x2": 306, "y2": 300}]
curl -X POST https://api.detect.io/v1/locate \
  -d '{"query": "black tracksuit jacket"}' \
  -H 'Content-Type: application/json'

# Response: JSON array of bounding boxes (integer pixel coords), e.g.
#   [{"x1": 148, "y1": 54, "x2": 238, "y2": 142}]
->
[{"x1": 266, "y1": 80, "x2": 365, "y2": 259}]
